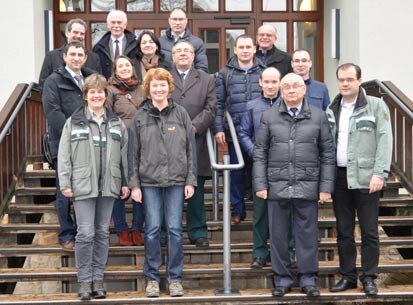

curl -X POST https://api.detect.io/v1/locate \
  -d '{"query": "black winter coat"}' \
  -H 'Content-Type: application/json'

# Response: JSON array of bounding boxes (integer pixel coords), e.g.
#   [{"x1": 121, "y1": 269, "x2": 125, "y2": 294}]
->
[
  {"x1": 42, "y1": 66, "x2": 94, "y2": 159},
  {"x1": 92, "y1": 30, "x2": 138, "y2": 79},
  {"x1": 255, "y1": 46, "x2": 293, "y2": 78},
  {"x1": 253, "y1": 99, "x2": 336, "y2": 201}
]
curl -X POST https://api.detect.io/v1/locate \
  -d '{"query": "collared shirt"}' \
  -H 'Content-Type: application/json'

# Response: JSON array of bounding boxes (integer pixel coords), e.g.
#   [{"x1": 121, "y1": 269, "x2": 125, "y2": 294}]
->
[
  {"x1": 287, "y1": 103, "x2": 303, "y2": 117},
  {"x1": 336, "y1": 97, "x2": 356, "y2": 167},
  {"x1": 172, "y1": 30, "x2": 186, "y2": 41},
  {"x1": 65, "y1": 66, "x2": 83, "y2": 86},
  {"x1": 112, "y1": 35, "x2": 124, "y2": 56},
  {"x1": 177, "y1": 68, "x2": 190, "y2": 80},
  {"x1": 88, "y1": 106, "x2": 106, "y2": 127}
]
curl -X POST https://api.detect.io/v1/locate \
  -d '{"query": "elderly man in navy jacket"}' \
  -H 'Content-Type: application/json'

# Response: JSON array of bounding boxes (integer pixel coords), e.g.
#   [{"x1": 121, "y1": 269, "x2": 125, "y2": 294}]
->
[{"x1": 253, "y1": 73, "x2": 335, "y2": 298}]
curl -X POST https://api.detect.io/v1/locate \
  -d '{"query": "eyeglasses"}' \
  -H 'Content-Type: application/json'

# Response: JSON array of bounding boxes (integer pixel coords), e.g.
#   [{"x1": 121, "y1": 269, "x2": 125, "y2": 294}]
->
[
  {"x1": 173, "y1": 48, "x2": 193, "y2": 54},
  {"x1": 338, "y1": 78, "x2": 358, "y2": 84},
  {"x1": 281, "y1": 83, "x2": 304, "y2": 90},
  {"x1": 292, "y1": 59, "x2": 311, "y2": 63},
  {"x1": 170, "y1": 18, "x2": 186, "y2": 23}
]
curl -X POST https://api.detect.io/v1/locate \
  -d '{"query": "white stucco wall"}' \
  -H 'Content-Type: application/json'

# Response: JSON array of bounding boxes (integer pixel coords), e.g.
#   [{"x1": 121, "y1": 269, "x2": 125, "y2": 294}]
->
[
  {"x1": 324, "y1": 0, "x2": 413, "y2": 100},
  {"x1": 0, "y1": 0, "x2": 51, "y2": 110}
]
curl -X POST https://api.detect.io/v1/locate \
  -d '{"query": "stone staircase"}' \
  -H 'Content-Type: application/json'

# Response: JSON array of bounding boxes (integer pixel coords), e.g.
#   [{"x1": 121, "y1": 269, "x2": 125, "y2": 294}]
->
[{"x1": 1, "y1": 157, "x2": 413, "y2": 304}]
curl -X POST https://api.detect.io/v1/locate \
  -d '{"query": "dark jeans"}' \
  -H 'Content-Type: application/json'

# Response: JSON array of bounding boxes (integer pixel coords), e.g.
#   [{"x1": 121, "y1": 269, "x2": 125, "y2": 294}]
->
[
  {"x1": 228, "y1": 141, "x2": 251, "y2": 219},
  {"x1": 333, "y1": 167, "x2": 380, "y2": 282},
  {"x1": 112, "y1": 198, "x2": 144, "y2": 233},
  {"x1": 53, "y1": 159, "x2": 76, "y2": 243}
]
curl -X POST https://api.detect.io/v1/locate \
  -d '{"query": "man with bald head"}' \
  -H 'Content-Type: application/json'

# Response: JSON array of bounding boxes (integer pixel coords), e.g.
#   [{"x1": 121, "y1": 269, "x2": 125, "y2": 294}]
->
[
  {"x1": 255, "y1": 24, "x2": 292, "y2": 77},
  {"x1": 239, "y1": 67, "x2": 282, "y2": 269},
  {"x1": 253, "y1": 73, "x2": 335, "y2": 297},
  {"x1": 93, "y1": 10, "x2": 137, "y2": 78}
]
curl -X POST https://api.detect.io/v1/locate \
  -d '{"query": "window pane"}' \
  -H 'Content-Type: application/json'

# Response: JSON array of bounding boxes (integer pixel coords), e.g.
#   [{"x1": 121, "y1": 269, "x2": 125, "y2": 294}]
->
[
  {"x1": 293, "y1": 21, "x2": 318, "y2": 77},
  {"x1": 134, "y1": 29, "x2": 155, "y2": 39},
  {"x1": 226, "y1": 0, "x2": 251, "y2": 11},
  {"x1": 194, "y1": 0, "x2": 219, "y2": 12},
  {"x1": 293, "y1": 0, "x2": 317, "y2": 11},
  {"x1": 127, "y1": 0, "x2": 153, "y2": 11},
  {"x1": 59, "y1": 23, "x2": 67, "y2": 44},
  {"x1": 262, "y1": 0, "x2": 286, "y2": 11},
  {"x1": 91, "y1": 23, "x2": 109, "y2": 47},
  {"x1": 263, "y1": 22, "x2": 287, "y2": 52},
  {"x1": 160, "y1": 0, "x2": 186, "y2": 12},
  {"x1": 200, "y1": 29, "x2": 219, "y2": 74},
  {"x1": 59, "y1": 0, "x2": 85, "y2": 12},
  {"x1": 226, "y1": 29, "x2": 245, "y2": 58},
  {"x1": 91, "y1": 0, "x2": 115, "y2": 12}
]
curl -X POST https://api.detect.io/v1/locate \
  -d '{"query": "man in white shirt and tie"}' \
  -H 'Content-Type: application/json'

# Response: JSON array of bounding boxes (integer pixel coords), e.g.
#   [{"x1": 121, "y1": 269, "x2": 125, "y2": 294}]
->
[
  {"x1": 42, "y1": 41, "x2": 95, "y2": 250},
  {"x1": 93, "y1": 10, "x2": 137, "y2": 79}
]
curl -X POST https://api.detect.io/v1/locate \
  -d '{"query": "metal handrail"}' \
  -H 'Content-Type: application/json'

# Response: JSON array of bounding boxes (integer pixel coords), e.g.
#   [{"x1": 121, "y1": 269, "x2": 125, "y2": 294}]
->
[
  {"x1": 206, "y1": 111, "x2": 244, "y2": 296},
  {"x1": 362, "y1": 79, "x2": 413, "y2": 120},
  {"x1": 0, "y1": 82, "x2": 36, "y2": 143}
]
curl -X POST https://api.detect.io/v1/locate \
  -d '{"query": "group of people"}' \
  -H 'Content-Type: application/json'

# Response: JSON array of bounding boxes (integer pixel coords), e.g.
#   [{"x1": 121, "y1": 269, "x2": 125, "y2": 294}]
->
[{"x1": 39, "y1": 6, "x2": 393, "y2": 301}]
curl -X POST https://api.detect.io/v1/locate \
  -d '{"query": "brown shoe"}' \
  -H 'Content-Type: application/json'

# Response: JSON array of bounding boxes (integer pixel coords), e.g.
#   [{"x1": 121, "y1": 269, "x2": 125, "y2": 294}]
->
[
  {"x1": 131, "y1": 230, "x2": 144, "y2": 246},
  {"x1": 60, "y1": 240, "x2": 75, "y2": 251},
  {"x1": 118, "y1": 230, "x2": 133, "y2": 246},
  {"x1": 231, "y1": 216, "x2": 241, "y2": 225}
]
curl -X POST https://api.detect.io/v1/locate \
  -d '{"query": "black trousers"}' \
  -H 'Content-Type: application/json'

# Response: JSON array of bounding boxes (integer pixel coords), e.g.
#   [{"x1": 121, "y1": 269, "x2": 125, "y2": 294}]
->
[{"x1": 333, "y1": 167, "x2": 380, "y2": 282}]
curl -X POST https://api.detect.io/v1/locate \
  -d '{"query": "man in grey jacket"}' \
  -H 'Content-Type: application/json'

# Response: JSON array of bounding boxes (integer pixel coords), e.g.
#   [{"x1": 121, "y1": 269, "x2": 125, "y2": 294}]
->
[
  {"x1": 159, "y1": 8, "x2": 208, "y2": 73},
  {"x1": 253, "y1": 73, "x2": 335, "y2": 298},
  {"x1": 328, "y1": 63, "x2": 392, "y2": 296}
]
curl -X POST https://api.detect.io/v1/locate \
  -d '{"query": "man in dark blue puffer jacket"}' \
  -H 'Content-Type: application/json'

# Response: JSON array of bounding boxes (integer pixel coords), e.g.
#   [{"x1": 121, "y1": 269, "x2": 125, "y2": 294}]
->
[{"x1": 214, "y1": 34, "x2": 265, "y2": 225}]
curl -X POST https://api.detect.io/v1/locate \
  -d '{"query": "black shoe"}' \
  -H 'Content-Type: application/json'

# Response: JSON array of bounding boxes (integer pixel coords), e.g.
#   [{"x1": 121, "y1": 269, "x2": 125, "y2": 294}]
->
[
  {"x1": 272, "y1": 286, "x2": 290, "y2": 297},
  {"x1": 301, "y1": 285, "x2": 320, "y2": 297},
  {"x1": 92, "y1": 280, "x2": 106, "y2": 299},
  {"x1": 363, "y1": 278, "x2": 378, "y2": 296},
  {"x1": 330, "y1": 278, "x2": 357, "y2": 292},
  {"x1": 250, "y1": 257, "x2": 266, "y2": 269},
  {"x1": 78, "y1": 282, "x2": 92, "y2": 301},
  {"x1": 191, "y1": 237, "x2": 209, "y2": 247}
]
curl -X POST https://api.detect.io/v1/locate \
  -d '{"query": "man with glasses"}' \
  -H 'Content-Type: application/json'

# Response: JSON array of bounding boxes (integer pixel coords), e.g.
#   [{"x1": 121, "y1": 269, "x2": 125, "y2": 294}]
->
[
  {"x1": 159, "y1": 7, "x2": 208, "y2": 73},
  {"x1": 255, "y1": 24, "x2": 292, "y2": 77},
  {"x1": 327, "y1": 63, "x2": 392, "y2": 296},
  {"x1": 170, "y1": 41, "x2": 216, "y2": 247},
  {"x1": 291, "y1": 49, "x2": 330, "y2": 110},
  {"x1": 253, "y1": 73, "x2": 335, "y2": 298}
]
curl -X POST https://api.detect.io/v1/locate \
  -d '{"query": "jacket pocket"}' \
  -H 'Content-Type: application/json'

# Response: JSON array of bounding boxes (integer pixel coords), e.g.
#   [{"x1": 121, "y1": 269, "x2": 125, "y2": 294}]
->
[
  {"x1": 110, "y1": 166, "x2": 122, "y2": 195},
  {"x1": 357, "y1": 158, "x2": 375, "y2": 186},
  {"x1": 268, "y1": 168, "x2": 281, "y2": 182},
  {"x1": 72, "y1": 167, "x2": 92, "y2": 197}
]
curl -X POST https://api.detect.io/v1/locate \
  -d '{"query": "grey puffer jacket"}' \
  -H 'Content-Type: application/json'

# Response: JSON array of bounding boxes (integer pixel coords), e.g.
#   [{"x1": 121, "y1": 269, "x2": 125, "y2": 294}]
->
[
  {"x1": 253, "y1": 99, "x2": 336, "y2": 201},
  {"x1": 128, "y1": 99, "x2": 197, "y2": 188}
]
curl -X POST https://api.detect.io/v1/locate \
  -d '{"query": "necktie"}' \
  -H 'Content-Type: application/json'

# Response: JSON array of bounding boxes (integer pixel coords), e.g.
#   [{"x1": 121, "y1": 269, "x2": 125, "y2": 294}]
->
[
  {"x1": 180, "y1": 73, "x2": 186, "y2": 84},
  {"x1": 74, "y1": 75, "x2": 83, "y2": 90},
  {"x1": 114, "y1": 39, "x2": 120, "y2": 58},
  {"x1": 290, "y1": 107, "x2": 298, "y2": 117}
]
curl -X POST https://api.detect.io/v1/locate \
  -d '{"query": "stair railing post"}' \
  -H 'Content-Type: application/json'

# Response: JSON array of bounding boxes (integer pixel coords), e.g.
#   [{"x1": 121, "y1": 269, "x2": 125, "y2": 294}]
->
[{"x1": 212, "y1": 139, "x2": 219, "y2": 221}]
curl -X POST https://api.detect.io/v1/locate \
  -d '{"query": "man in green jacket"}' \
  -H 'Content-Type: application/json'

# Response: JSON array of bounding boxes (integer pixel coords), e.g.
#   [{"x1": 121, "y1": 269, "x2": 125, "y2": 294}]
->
[{"x1": 327, "y1": 63, "x2": 392, "y2": 296}]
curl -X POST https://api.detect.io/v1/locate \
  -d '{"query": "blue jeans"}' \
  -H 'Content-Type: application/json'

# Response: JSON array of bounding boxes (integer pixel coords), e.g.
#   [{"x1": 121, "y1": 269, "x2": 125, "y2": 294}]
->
[
  {"x1": 53, "y1": 159, "x2": 76, "y2": 243},
  {"x1": 112, "y1": 198, "x2": 144, "y2": 233},
  {"x1": 142, "y1": 186, "x2": 184, "y2": 283},
  {"x1": 73, "y1": 196, "x2": 114, "y2": 282}
]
